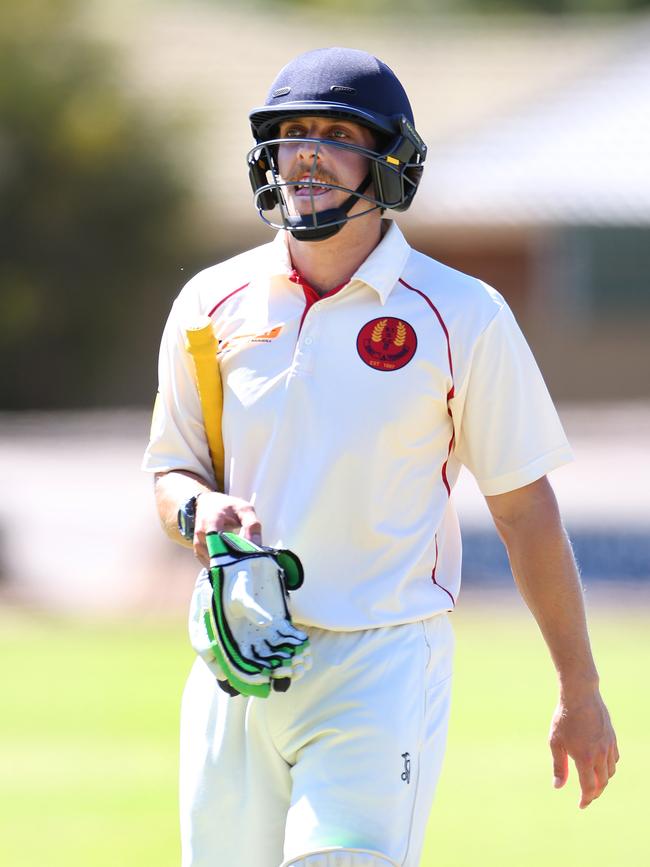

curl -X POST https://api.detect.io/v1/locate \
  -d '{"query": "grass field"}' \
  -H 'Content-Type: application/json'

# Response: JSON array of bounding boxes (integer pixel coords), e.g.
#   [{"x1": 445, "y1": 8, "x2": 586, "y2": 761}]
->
[{"x1": 0, "y1": 595, "x2": 647, "y2": 867}]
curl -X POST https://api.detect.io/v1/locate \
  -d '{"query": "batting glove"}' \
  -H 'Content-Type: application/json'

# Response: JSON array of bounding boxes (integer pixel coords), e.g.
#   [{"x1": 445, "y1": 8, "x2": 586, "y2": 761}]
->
[{"x1": 189, "y1": 532, "x2": 311, "y2": 697}]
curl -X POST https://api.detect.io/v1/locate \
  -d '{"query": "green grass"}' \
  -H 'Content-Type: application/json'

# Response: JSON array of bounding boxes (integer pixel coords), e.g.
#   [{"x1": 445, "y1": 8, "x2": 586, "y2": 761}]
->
[
  {"x1": 0, "y1": 598, "x2": 647, "y2": 866},
  {"x1": 0, "y1": 611, "x2": 192, "y2": 867},
  {"x1": 429, "y1": 598, "x2": 649, "y2": 867}
]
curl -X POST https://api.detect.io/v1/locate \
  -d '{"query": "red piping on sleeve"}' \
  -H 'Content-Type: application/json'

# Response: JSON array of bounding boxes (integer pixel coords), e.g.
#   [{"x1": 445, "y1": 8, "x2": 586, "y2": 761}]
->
[
  {"x1": 399, "y1": 277, "x2": 456, "y2": 497},
  {"x1": 399, "y1": 278, "x2": 454, "y2": 380},
  {"x1": 431, "y1": 535, "x2": 456, "y2": 608},
  {"x1": 441, "y1": 389, "x2": 455, "y2": 497},
  {"x1": 208, "y1": 282, "x2": 251, "y2": 318},
  {"x1": 400, "y1": 278, "x2": 457, "y2": 606}
]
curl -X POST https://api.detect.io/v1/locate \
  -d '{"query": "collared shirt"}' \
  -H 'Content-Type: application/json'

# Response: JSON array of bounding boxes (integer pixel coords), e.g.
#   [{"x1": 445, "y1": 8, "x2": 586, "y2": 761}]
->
[{"x1": 143, "y1": 221, "x2": 572, "y2": 629}]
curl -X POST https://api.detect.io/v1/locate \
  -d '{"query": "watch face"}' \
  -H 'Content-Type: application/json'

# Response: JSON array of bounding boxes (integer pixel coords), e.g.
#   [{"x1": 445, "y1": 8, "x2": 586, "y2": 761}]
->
[{"x1": 178, "y1": 496, "x2": 197, "y2": 540}]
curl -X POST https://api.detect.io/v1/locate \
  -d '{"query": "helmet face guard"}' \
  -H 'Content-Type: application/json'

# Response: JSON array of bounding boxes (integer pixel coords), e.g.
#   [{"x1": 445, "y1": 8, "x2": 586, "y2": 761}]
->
[
  {"x1": 246, "y1": 120, "x2": 425, "y2": 241},
  {"x1": 248, "y1": 48, "x2": 427, "y2": 241}
]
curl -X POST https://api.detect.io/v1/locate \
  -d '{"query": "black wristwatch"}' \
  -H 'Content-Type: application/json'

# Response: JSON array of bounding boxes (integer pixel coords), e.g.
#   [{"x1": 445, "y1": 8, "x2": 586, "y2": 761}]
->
[{"x1": 177, "y1": 494, "x2": 200, "y2": 541}]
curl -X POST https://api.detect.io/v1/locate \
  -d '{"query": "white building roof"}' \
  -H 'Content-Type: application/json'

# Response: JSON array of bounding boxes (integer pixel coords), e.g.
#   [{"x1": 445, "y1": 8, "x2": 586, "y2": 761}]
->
[
  {"x1": 82, "y1": 3, "x2": 649, "y2": 230},
  {"x1": 417, "y1": 26, "x2": 650, "y2": 226}
]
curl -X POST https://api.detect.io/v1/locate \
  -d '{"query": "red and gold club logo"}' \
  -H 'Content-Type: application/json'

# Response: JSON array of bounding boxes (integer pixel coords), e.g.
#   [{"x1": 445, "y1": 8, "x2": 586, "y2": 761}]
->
[{"x1": 356, "y1": 317, "x2": 417, "y2": 371}]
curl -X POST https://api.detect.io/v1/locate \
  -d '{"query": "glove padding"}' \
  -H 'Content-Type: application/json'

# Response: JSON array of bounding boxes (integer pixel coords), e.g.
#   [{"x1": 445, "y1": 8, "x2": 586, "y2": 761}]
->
[{"x1": 189, "y1": 531, "x2": 311, "y2": 697}]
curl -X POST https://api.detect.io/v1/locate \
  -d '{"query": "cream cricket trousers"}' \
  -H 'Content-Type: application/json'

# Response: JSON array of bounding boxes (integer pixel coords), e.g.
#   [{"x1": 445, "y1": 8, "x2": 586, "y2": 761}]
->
[{"x1": 180, "y1": 614, "x2": 454, "y2": 867}]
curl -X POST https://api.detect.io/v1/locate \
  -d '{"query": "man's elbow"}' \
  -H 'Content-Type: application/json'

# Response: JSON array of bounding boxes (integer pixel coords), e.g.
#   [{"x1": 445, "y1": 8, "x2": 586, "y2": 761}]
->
[{"x1": 485, "y1": 476, "x2": 563, "y2": 544}]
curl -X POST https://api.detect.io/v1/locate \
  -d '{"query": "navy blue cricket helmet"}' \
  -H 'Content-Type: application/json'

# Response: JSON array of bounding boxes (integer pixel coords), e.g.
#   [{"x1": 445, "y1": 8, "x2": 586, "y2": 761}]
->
[{"x1": 247, "y1": 47, "x2": 427, "y2": 241}]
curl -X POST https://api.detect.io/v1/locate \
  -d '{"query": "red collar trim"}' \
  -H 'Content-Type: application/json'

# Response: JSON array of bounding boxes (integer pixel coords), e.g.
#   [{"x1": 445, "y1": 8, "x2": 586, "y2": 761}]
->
[
  {"x1": 290, "y1": 269, "x2": 347, "y2": 336},
  {"x1": 289, "y1": 269, "x2": 346, "y2": 307}
]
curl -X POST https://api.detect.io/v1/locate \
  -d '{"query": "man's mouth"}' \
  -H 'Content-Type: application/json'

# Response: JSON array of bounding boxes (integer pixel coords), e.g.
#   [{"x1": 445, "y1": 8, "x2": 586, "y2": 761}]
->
[{"x1": 292, "y1": 176, "x2": 334, "y2": 197}]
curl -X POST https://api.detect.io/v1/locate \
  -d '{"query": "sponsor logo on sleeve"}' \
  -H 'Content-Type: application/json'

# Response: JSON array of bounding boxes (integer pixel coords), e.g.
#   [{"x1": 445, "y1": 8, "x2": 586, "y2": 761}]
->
[{"x1": 219, "y1": 324, "x2": 284, "y2": 353}]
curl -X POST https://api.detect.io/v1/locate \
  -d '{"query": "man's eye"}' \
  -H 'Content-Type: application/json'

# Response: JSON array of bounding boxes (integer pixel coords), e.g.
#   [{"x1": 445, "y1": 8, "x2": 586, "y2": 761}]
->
[
  {"x1": 284, "y1": 127, "x2": 304, "y2": 137},
  {"x1": 330, "y1": 129, "x2": 349, "y2": 139}
]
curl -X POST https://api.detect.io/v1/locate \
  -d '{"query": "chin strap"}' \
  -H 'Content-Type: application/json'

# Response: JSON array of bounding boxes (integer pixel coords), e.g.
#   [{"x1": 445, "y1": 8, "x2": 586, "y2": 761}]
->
[{"x1": 286, "y1": 174, "x2": 373, "y2": 242}]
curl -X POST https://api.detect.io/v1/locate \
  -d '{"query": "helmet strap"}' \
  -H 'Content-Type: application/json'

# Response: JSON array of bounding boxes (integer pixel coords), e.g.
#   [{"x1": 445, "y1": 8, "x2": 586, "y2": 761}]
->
[{"x1": 285, "y1": 173, "x2": 373, "y2": 242}]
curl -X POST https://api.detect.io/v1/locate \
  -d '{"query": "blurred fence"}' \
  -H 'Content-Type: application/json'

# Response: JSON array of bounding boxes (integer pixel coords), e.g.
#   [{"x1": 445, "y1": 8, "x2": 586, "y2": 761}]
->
[
  {"x1": 461, "y1": 527, "x2": 650, "y2": 585},
  {"x1": 1, "y1": 403, "x2": 648, "y2": 614}
]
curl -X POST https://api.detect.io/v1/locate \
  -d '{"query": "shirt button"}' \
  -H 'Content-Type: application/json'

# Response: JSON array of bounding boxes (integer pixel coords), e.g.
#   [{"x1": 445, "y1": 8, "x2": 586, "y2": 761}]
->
[{"x1": 304, "y1": 337, "x2": 313, "y2": 345}]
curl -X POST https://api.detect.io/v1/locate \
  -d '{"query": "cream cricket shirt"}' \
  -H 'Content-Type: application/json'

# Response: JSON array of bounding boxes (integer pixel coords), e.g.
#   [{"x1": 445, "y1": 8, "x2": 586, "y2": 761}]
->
[{"x1": 143, "y1": 221, "x2": 572, "y2": 630}]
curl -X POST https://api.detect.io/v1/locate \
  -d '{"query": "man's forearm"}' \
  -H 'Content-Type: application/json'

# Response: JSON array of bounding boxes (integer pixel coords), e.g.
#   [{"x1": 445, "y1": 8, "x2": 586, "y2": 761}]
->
[
  {"x1": 487, "y1": 479, "x2": 598, "y2": 693},
  {"x1": 486, "y1": 477, "x2": 618, "y2": 807},
  {"x1": 154, "y1": 470, "x2": 215, "y2": 547}
]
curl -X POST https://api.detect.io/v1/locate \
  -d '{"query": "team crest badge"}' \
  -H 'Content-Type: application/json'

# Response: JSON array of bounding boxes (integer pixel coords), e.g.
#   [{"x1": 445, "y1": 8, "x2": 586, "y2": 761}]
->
[{"x1": 356, "y1": 317, "x2": 417, "y2": 371}]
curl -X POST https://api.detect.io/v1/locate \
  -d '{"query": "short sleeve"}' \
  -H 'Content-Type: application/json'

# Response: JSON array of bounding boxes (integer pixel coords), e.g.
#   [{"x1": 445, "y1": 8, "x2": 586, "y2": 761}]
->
[
  {"x1": 141, "y1": 293, "x2": 216, "y2": 486},
  {"x1": 451, "y1": 303, "x2": 573, "y2": 496}
]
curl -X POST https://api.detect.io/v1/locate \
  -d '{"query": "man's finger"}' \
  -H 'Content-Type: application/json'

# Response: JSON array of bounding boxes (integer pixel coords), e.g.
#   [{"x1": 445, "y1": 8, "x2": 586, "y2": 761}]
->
[
  {"x1": 577, "y1": 761, "x2": 598, "y2": 809},
  {"x1": 551, "y1": 742, "x2": 568, "y2": 789},
  {"x1": 593, "y1": 755, "x2": 609, "y2": 799},
  {"x1": 607, "y1": 743, "x2": 618, "y2": 779},
  {"x1": 193, "y1": 532, "x2": 209, "y2": 567},
  {"x1": 238, "y1": 507, "x2": 263, "y2": 546}
]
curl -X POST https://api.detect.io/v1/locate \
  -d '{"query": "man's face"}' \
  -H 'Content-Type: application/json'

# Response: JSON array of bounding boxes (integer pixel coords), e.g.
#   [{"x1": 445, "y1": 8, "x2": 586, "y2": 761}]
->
[{"x1": 276, "y1": 116, "x2": 376, "y2": 216}]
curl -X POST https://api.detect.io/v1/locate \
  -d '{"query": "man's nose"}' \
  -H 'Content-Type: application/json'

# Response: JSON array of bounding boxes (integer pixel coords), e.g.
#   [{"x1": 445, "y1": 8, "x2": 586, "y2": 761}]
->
[{"x1": 296, "y1": 136, "x2": 322, "y2": 163}]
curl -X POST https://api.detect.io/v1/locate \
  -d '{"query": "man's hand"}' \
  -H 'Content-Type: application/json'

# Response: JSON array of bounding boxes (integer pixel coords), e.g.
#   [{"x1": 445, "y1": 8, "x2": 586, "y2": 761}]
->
[
  {"x1": 486, "y1": 477, "x2": 619, "y2": 809},
  {"x1": 549, "y1": 687, "x2": 619, "y2": 809},
  {"x1": 153, "y1": 470, "x2": 262, "y2": 560},
  {"x1": 194, "y1": 492, "x2": 262, "y2": 565}
]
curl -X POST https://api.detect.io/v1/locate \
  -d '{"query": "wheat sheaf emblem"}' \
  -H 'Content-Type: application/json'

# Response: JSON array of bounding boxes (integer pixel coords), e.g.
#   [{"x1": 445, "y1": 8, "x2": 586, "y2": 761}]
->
[
  {"x1": 394, "y1": 321, "x2": 407, "y2": 347},
  {"x1": 358, "y1": 317, "x2": 415, "y2": 370},
  {"x1": 371, "y1": 319, "x2": 387, "y2": 343}
]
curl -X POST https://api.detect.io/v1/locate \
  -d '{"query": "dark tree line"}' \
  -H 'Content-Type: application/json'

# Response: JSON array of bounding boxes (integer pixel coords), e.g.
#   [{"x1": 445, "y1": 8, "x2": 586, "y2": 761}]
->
[{"x1": 0, "y1": 0, "x2": 205, "y2": 409}]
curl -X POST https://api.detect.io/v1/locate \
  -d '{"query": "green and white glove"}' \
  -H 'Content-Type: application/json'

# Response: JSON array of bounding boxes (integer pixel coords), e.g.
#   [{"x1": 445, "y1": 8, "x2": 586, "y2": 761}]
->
[
  {"x1": 188, "y1": 566, "x2": 270, "y2": 694},
  {"x1": 188, "y1": 532, "x2": 311, "y2": 698}
]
